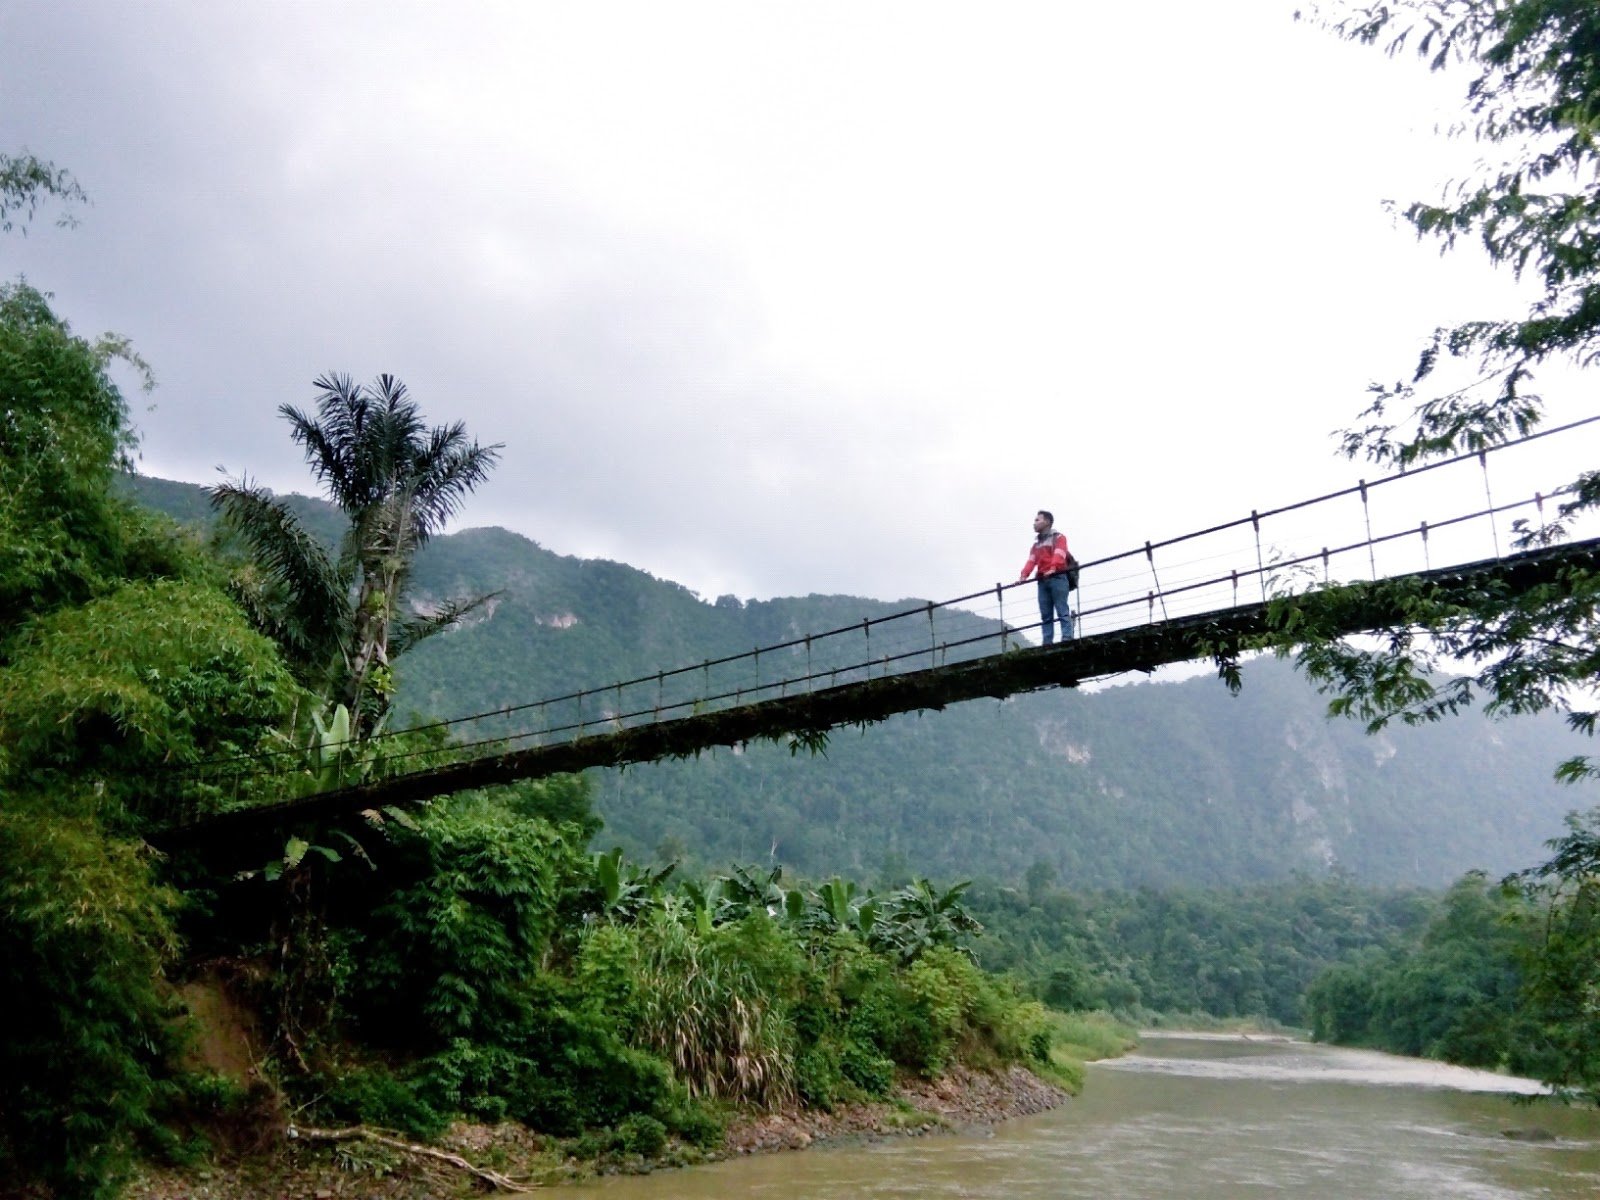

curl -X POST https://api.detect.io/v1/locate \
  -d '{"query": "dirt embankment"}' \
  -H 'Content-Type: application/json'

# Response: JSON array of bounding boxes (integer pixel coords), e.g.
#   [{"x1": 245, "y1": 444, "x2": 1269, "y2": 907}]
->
[
  {"x1": 724, "y1": 1065, "x2": 1070, "y2": 1154},
  {"x1": 128, "y1": 1065, "x2": 1070, "y2": 1198}
]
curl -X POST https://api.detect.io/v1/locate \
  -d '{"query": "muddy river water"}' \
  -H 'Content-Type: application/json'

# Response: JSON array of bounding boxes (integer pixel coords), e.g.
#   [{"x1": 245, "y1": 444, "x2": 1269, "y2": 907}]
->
[{"x1": 573, "y1": 1034, "x2": 1600, "y2": 1198}]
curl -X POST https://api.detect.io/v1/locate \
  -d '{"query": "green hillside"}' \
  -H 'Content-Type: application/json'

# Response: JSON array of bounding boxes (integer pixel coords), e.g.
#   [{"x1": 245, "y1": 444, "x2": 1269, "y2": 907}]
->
[{"x1": 120, "y1": 473, "x2": 1589, "y2": 889}]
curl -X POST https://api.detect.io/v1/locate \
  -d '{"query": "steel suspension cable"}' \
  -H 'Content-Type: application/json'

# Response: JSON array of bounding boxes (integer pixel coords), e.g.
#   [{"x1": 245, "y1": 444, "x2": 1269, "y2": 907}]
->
[{"x1": 168, "y1": 414, "x2": 1600, "y2": 779}]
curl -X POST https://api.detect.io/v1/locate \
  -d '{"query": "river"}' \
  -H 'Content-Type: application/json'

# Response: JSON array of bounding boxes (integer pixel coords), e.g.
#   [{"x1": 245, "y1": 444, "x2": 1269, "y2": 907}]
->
[{"x1": 574, "y1": 1034, "x2": 1600, "y2": 1198}]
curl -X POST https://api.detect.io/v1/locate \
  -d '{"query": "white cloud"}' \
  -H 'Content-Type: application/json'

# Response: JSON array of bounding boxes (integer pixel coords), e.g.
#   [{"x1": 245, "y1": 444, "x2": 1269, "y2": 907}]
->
[{"x1": 3, "y1": 0, "x2": 1582, "y2": 610}]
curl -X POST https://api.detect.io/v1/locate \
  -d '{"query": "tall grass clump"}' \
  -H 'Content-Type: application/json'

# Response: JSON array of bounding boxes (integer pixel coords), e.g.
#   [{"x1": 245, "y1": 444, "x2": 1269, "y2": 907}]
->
[
  {"x1": 579, "y1": 913, "x2": 801, "y2": 1105},
  {"x1": 1038, "y1": 1010, "x2": 1139, "y2": 1093},
  {"x1": 1047, "y1": 1010, "x2": 1140, "y2": 1062}
]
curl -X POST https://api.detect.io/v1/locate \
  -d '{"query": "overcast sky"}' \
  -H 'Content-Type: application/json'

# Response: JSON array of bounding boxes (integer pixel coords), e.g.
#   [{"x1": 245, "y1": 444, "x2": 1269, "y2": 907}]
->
[{"x1": 4, "y1": 1, "x2": 1591, "y2": 608}]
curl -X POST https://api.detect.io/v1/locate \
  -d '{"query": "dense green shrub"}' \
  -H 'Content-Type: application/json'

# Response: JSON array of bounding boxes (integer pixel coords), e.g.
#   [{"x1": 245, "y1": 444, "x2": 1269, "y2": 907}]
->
[
  {"x1": 660, "y1": 1097, "x2": 726, "y2": 1149},
  {"x1": 316, "y1": 1066, "x2": 449, "y2": 1141},
  {"x1": 615, "y1": 1113, "x2": 668, "y2": 1157},
  {"x1": 842, "y1": 958, "x2": 933, "y2": 1074},
  {"x1": 0, "y1": 578, "x2": 299, "y2": 823},
  {"x1": 839, "y1": 1040, "x2": 896, "y2": 1097},
  {"x1": 347, "y1": 798, "x2": 589, "y2": 1045},
  {"x1": 0, "y1": 808, "x2": 182, "y2": 1198},
  {"x1": 499, "y1": 774, "x2": 603, "y2": 843},
  {"x1": 834, "y1": 945, "x2": 1048, "y2": 1080},
  {"x1": 898, "y1": 955, "x2": 964, "y2": 1076},
  {"x1": 794, "y1": 1040, "x2": 844, "y2": 1108},
  {"x1": 920, "y1": 948, "x2": 1048, "y2": 1067},
  {"x1": 409, "y1": 979, "x2": 679, "y2": 1136}
]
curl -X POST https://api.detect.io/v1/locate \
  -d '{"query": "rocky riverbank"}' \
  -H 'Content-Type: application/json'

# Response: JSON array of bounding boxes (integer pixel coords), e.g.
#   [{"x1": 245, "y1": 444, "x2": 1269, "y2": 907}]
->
[
  {"x1": 723, "y1": 1065, "x2": 1070, "y2": 1155},
  {"x1": 127, "y1": 1065, "x2": 1071, "y2": 1198}
]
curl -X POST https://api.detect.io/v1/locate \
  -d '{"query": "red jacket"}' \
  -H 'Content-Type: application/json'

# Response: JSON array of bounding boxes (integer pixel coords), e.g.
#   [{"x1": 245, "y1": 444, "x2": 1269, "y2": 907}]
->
[{"x1": 1021, "y1": 531, "x2": 1069, "y2": 580}]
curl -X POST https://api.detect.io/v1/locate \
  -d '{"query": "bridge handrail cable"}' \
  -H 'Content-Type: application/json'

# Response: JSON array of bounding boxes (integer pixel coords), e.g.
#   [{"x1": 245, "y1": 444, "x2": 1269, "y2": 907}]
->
[
  {"x1": 184, "y1": 478, "x2": 1575, "y2": 793},
  {"x1": 169, "y1": 416, "x2": 1599, "y2": 778}
]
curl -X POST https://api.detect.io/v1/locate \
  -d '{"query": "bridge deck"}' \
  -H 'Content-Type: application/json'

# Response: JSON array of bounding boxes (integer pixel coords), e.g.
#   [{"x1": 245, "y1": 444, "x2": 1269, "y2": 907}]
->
[{"x1": 151, "y1": 536, "x2": 1600, "y2": 851}]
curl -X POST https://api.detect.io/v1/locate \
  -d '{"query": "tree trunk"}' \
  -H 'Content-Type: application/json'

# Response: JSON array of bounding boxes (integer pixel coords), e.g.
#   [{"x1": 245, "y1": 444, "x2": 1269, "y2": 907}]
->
[{"x1": 342, "y1": 571, "x2": 393, "y2": 739}]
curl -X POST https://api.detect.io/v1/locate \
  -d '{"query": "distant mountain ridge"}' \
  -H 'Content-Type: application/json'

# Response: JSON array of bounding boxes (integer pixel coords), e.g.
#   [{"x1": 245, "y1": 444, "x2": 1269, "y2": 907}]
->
[{"x1": 119, "y1": 473, "x2": 1591, "y2": 889}]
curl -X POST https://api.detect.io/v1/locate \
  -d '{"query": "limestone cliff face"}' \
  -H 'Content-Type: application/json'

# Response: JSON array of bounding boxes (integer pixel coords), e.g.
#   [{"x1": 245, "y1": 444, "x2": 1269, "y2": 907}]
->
[
  {"x1": 1274, "y1": 714, "x2": 1355, "y2": 870},
  {"x1": 1032, "y1": 717, "x2": 1092, "y2": 765}
]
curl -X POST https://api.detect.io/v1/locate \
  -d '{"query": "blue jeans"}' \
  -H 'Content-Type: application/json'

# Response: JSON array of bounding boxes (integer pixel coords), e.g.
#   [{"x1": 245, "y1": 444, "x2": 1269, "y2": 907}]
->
[{"x1": 1037, "y1": 573, "x2": 1073, "y2": 644}]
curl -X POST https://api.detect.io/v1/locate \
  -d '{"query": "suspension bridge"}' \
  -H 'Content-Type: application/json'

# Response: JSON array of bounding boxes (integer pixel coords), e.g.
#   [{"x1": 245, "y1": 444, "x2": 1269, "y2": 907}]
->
[{"x1": 153, "y1": 417, "x2": 1600, "y2": 852}]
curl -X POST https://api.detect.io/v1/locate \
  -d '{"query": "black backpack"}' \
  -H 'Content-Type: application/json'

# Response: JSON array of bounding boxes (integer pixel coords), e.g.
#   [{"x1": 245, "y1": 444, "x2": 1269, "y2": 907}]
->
[{"x1": 1065, "y1": 551, "x2": 1081, "y2": 591}]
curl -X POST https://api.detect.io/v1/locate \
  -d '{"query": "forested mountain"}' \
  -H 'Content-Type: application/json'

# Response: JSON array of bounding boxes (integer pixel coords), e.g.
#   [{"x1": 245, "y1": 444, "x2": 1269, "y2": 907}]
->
[{"x1": 121, "y1": 474, "x2": 1590, "y2": 889}]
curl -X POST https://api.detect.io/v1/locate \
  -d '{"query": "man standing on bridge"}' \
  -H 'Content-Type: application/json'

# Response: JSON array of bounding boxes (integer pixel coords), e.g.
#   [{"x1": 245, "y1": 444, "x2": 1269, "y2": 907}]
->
[{"x1": 1020, "y1": 509, "x2": 1073, "y2": 644}]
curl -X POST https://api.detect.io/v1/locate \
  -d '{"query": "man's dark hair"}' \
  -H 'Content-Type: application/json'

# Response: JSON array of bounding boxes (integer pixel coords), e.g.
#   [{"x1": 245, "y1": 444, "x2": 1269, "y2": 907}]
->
[{"x1": 1037, "y1": 509, "x2": 1053, "y2": 525}]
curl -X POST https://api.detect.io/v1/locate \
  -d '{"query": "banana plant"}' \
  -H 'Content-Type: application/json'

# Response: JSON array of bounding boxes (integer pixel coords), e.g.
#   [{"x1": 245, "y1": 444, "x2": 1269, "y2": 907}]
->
[
  {"x1": 717, "y1": 863, "x2": 788, "y2": 920},
  {"x1": 592, "y1": 847, "x2": 675, "y2": 923},
  {"x1": 307, "y1": 702, "x2": 352, "y2": 787},
  {"x1": 802, "y1": 877, "x2": 881, "y2": 939},
  {"x1": 679, "y1": 878, "x2": 723, "y2": 935},
  {"x1": 304, "y1": 702, "x2": 389, "y2": 790},
  {"x1": 817, "y1": 877, "x2": 859, "y2": 926},
  {"x1": 871, "y1": 878, "x2": 981, "y2": 963},
  {"x1": 236, "y1": 829, "x2": 374, "y2": 883}
]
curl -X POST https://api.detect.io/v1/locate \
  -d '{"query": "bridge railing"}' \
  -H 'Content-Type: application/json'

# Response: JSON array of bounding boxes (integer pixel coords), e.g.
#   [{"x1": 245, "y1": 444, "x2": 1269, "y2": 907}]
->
[{"x1": 167, "y1": 415, "x2": 1600, "y2": 810}]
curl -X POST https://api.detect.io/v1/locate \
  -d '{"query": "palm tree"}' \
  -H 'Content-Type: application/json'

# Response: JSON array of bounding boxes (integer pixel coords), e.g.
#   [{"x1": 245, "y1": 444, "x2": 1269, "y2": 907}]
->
[{"x1": 210, "y1": 372, "x2": 501, "y2": 736}]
